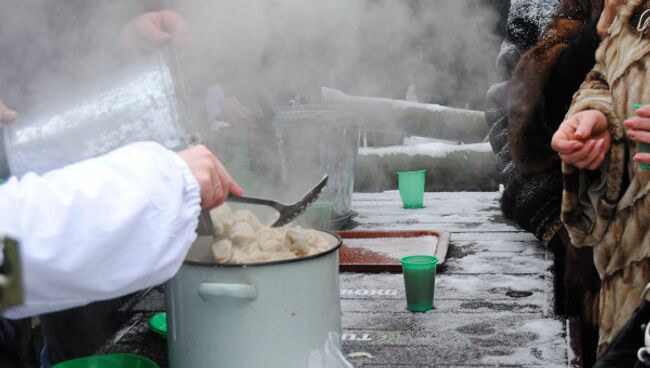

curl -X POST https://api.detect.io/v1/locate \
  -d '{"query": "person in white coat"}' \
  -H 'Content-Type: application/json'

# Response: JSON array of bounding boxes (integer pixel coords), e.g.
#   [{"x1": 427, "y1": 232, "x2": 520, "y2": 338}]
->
[
  {"x1": 0, "y1": 109, "x2": 243, "y2": 319},
  {"x1": 0, "y1": 10, "x2": 244, "y2": 319}
]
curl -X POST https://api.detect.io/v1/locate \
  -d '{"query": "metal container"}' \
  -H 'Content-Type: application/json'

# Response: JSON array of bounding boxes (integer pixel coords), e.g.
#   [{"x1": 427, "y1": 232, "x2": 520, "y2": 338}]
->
[
  {"x1": 166, "y1": 232, "x2": 343, "y2": 368},
  {"x1": 273, "y1": 106, "x2": 360, "y2": 224},
  {"x1": 2, "y1": 51, "x2": 187, "y2": 176}
]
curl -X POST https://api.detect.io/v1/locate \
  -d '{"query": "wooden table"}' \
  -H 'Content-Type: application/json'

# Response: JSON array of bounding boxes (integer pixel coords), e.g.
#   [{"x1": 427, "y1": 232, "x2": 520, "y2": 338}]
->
[
  {"x1": 341, "y1": 191, "x2": 571, "y2": 367},
  {"x1": 98, "y1": 191, "x2": 574, "y2": 367}
]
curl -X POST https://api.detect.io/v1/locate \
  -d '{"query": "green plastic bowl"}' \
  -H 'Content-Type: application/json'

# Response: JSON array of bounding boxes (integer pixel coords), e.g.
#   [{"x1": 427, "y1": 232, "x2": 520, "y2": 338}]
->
[
  {"x1": 149, "y1": 312, "x2": 167, "y2": 338},
  {"x1": 52, "y1": 354, "x2": 159, "y2": 368}
]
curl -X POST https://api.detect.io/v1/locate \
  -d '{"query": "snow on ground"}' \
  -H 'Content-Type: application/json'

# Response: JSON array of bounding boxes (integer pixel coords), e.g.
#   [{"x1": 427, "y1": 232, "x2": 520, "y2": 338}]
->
[{"x1": 359, "y1": 141, "x2": 492, "y2": 158}]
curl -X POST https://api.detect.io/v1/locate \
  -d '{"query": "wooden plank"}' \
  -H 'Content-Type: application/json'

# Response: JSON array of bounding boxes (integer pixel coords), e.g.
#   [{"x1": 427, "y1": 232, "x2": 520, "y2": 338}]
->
[
  {"x1": 341, "y1": 273, "x2": 548, "y2": 301},
  {"x1": 341, "y1": 313, "x2": 567, "y2": 366},
  {"x1": 352, "y1": 191, "x2": 501, "y2": 202},
  {"x1": 451, "y1": 231, "x2": 536, "y2": 242},
  {"x1": 348, "y1": 365, "x2": 565, "y2": 368},
  {"x1": 450, "y1": 240, "x2": 545, "y2": 254},
  {"x1": 444, "y1": 253, "x2": 552, "y2": 275},
  {"x1": 355, "y1": 222, "x2": 520, "y2": 233},
  {"x1": 342, "y1": 298, "x2": 545, "y2": 314}
]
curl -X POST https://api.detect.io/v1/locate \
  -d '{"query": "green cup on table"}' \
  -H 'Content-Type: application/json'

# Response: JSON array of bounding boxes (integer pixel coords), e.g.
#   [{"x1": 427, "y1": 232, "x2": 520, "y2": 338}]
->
[
  {"x1": 294, "y1": 200, "x2": 333, "y2": 230},
  {"x1": 397, "y1": 170, "x2": 426, "y2": 209},
  {"x1": 400, "y1": 255, "x2": 438, "y2": 312},
  {"x1": 52, "y1": 353, "x2": 159, "y2": 368},
  {"x1": 635, "y1": 104, "x2": 650, "y2": 170}
]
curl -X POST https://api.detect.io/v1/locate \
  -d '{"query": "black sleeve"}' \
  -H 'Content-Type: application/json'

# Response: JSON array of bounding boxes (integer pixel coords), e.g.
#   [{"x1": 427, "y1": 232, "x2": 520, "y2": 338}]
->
[{"x1": 543, "y1": 20, "x2": 601, "y2": 128}]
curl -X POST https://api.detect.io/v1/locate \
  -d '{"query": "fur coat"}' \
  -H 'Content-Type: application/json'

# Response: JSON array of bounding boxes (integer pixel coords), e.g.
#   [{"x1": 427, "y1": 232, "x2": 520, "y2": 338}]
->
[
  {"x1": 488, "y1": 0, "x2": 604, "y2": 245},
  {"x1": 562, "y1": 0, "x2": 650, "y2": 354},
  {"x1": 487, "y1": 2, "x2": 604, "y2": 362}
]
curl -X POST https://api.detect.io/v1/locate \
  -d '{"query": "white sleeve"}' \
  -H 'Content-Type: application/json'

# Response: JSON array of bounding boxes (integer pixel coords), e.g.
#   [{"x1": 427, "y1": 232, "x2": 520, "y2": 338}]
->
[{"x1": 0, "y1": 142, "x2": 201, "y2": 319}]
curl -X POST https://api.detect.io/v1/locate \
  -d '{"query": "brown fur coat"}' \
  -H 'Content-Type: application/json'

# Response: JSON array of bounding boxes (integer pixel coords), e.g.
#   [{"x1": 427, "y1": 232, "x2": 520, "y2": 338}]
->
[
  {"x1": 562, "y1": 0, "x2": 650, "y2": 355},
  {"x1": 509, "y1": 0, "x2": 604, "y2": 174},
  {"x1": 502, "y1": 0, "x2": 604, "y2": 247}
]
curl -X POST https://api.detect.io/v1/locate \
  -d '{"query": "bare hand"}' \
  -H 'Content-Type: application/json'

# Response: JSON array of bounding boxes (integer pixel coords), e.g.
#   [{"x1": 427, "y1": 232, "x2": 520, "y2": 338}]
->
[
  {"x1": 122, "y1": 10, "x2": 188, "y2": 51},
  {"x1": 551, "y1": 110, "x2": 611, "y2": 170},
  {"x1": 0, "y1": 101, "x2": 17, "y2": 123},
  {"x1": 178, "y1": 145, "x2": 244, "y2": 210},
  {"x1": 597, "y1": 0, "x2": 623, "y2": 39},
  {"x1": 222, "y1": 97, "x2": 254, "y2": 125},
  {"x1": 625, "y1": 104, "x2": 650, "y2": 166}
]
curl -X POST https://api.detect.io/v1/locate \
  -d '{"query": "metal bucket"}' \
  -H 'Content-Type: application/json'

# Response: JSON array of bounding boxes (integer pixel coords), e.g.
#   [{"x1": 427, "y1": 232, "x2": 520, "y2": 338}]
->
[
  {"x1": 2, "y1": 51, "x2": 187, "y2": 176},
  {"x1": 166, "y1": 232, "x2": 343, "y2": 368},
  {"x1": 273, "y1": 106, "x2": 360, "y2": 224}
]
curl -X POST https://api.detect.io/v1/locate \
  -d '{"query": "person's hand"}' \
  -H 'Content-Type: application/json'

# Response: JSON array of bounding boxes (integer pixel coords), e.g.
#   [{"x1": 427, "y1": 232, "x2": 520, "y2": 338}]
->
[
  {"x1": 222, "y1": 97, "x2": 254, "y2": 125},
  {"x1": 551, "y1": 109, "x2": 611, "y2": 170},
  {"x1": 0, "y1": 101, "x2": 17, "y2": 123},
  {"x1": 625, "y1": 104, "x2": 650, "y2": 166},
  {"x1": 178, "y1": 145, "x2": 244, "y2": 210},
  {"x1": 122, "y1": 10, "x2": 189, "y2": 51},
  {"x1": 597, "y1": 0, "x2": 623, "y2": 39}
]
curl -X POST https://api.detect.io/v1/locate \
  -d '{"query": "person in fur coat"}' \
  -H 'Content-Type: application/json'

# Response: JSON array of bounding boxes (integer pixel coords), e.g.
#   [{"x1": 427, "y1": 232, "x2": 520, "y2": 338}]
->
[
  {"x1": 552, "y1": 0, "x2": 650, "y2": 356},
  {"x1": 487, "y1": 0, "x2": 619, "y2": 362}
]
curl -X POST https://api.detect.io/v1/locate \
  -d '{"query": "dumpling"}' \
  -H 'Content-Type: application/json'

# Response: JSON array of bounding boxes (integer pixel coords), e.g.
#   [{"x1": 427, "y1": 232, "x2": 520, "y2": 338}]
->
[
  {"x1": 210, "y1": 204, "x2": 333, "y2": 264},
  {"x1": 211, "y1": 239, "x2": 232, "y2": 263},
  {"x1": 233, "y1": 210, "x2": 263, "y2": 230},
  {"x1": 229, "y1": 222, "x2": 256, "y2": 246},
  {"x1": 211, "y1": 205, "x2": 234, "y2": 236}
]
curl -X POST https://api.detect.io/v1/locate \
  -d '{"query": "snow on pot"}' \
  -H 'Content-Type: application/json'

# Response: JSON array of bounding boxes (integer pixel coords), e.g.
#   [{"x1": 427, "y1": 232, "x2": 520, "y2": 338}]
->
[{"x1": 166, "y1": 206, "x2": 343, "y2": 368}]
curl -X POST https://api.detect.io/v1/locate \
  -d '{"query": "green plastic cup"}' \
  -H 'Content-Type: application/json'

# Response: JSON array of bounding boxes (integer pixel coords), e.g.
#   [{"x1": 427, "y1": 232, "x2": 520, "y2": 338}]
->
[
  {"x1": 400, "y1": 255, "x2": 438, "y2": 312},
  {"x1": 634, "y1": 104, "x2": 650, "y2": 170},
  {"x1": 52, "y1": 353, "x2": 159, "y2": 368},
  {"x1": 295, "y1": 200, "x2": 332, "y2": 230},
  {"x1": 149, "y1": 312, "x2": 167, "y2": 338},
  {"x1": 397, "y1": 170, "x2": 426, "y2": 208}
]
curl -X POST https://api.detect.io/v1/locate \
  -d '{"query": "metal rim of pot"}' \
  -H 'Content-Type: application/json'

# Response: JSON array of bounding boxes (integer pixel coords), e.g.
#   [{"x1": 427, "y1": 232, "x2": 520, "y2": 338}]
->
[{"x1": 184, "y1": 230, "x2": 342, "y2": 268}]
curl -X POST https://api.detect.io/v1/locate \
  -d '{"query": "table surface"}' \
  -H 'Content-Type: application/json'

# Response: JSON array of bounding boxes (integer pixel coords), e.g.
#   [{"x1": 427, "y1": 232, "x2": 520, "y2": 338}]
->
[{"x1": 98, "y1": 191, "x2": 573, "y2": 367}]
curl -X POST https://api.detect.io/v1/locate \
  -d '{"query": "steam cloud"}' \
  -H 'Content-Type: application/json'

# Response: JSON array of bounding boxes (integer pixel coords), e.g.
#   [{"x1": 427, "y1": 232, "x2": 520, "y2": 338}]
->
[
  {"x1": 0, "y1": 0, "x2": 505, "y2": 210},
  {"x1": 172, "y1": 0, "x2": 503, "y2": 108}
]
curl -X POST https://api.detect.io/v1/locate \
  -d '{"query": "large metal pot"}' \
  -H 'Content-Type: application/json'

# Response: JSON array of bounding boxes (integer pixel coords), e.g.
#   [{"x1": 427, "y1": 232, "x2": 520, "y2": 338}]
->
[
  {"x1": 273, "y1": 106, "x2": 360, "y2": 225},
  {"x1": 166, "y1": 231, "x2": 343, "y2": 368},
  {"x1": 2, "y1": 51, "x2": 187, "y2": 176}
]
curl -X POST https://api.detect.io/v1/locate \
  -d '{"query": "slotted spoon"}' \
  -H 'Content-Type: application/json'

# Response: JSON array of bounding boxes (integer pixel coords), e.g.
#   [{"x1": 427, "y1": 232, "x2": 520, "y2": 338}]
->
[{"x1": 228, "y1": 176, "x2": 328, "y2": 227}]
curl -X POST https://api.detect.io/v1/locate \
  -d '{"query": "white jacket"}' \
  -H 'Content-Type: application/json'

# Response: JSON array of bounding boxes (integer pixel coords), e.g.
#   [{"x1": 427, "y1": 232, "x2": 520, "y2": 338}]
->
[{"x1": 0, "y1": 142, "x2": 201, "y2": 318}]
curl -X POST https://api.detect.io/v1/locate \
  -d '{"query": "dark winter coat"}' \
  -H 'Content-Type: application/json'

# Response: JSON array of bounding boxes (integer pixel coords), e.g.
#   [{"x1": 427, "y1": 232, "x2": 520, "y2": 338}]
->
[
  {"x1": 487, "y1": 0, "x2": 603, "y2": 245},
  {"x1": 486, "y1": 2, "x2": 604, "y2": 362},
  {"x1": 561, "y1": 0, "x2": 650, "y2": 354}
]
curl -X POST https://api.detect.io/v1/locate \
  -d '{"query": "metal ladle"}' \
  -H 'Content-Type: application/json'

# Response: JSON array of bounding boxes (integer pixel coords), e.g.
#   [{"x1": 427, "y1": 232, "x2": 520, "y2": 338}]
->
[{"x1": 227, "y1": 175, "x2": 328, "y2": 227}]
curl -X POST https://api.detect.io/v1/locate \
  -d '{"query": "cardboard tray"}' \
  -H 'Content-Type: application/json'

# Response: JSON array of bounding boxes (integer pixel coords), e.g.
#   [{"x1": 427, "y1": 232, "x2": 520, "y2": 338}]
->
[{"x1": 337, "y1": 230, "x2": 450, "y2": 273}]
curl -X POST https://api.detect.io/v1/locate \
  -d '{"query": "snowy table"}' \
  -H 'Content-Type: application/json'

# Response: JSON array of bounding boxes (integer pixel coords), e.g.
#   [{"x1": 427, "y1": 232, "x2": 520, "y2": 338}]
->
[
  {"x1": 97, "y1": 191, "x2": 574, "y2": 367},
  {"x1": 341, "y1": 191, "x2": 572, "y2": 367}
]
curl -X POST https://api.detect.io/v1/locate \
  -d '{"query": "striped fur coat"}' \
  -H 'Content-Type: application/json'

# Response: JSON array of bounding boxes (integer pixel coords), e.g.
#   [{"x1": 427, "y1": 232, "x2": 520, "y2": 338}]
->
[{"x1": 562, "y1": 0, "x2": 650, "y2": 355}]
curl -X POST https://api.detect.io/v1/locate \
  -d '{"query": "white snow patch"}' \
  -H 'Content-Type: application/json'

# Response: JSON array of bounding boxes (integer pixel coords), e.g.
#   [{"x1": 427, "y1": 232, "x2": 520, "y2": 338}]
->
[
  {"x1": 343, "y1": 236, "x2": 438, "y2": 261},
  {"x1": 480, "y1": 318, "x2": 566, "y2": 365},
  {"x1": 508, "y1": 0, "x2": 562, "y2": 35},
  {"x1": 359, "y1": 142, "x2": 492, "y2": 158}
]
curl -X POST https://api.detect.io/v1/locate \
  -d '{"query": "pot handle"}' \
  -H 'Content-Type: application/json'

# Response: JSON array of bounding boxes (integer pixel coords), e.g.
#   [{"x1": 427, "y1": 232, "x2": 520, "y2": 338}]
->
[{"x1": 197, "y1": 283, "x2": 258, "y2": 301}]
